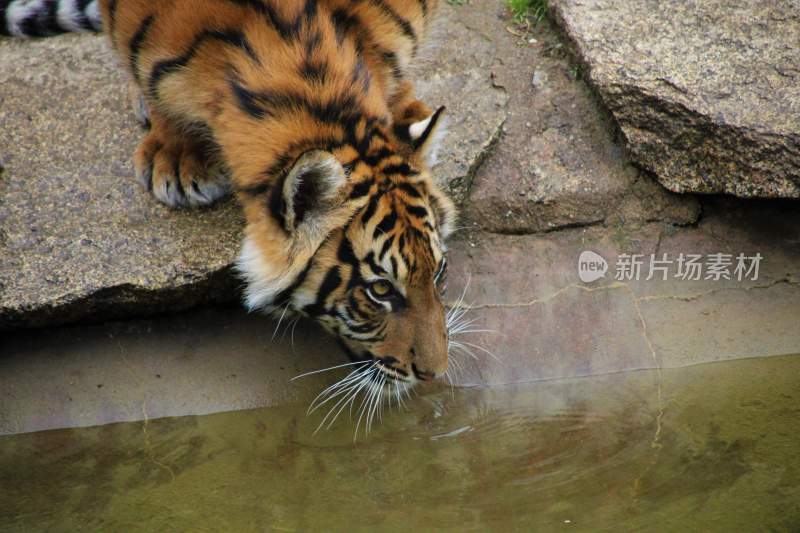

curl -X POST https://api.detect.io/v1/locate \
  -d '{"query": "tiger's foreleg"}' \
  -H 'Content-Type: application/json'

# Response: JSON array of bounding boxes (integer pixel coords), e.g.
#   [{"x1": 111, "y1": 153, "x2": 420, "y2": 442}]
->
[{"x1": 131, "y1": 106, "x2": 229, "y2": 208}]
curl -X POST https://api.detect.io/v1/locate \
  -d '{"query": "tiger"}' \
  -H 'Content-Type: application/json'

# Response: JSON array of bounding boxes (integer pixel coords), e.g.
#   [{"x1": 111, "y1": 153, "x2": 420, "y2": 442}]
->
[{"x1": 2, "y1": 0, "x2": 459, "y2": 389}]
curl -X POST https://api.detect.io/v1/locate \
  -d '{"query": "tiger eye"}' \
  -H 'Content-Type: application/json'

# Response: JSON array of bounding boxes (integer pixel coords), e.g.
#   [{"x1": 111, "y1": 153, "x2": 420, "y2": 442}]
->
[{"x1": 370, "y1": 280, "x2": 393, "y2": 297}]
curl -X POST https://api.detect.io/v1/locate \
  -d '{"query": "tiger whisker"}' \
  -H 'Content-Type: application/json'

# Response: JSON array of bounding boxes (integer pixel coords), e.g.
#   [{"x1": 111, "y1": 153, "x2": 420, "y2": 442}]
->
[
  {"x1": 365, "y1": 372, "x2": 385, "y2": 434},
  {"x1": 453, "y1": 339, "x2": 504, "y2": 365},
  {"x1": 319, "y1": 370, "x2": 373, "y2": 431},
  {"x1": 316, "y1": 366, "x2": 377, "y2": 433},
  {"x1": 292, "y1": 360, "x2": 370, "y2": 381},
  {"x1": 271, "y1": 301, "x2": 292, "y2": 341},
  {"x1": 449, "y1": 340, "x2": 479, "y2": 360},
  {"x1": 323, "y1": 377, "x2": 373, "y2": 432},
  {"x1": 289, "y1": 316, "x2": 301, "y2": 346},
  {"x1": 306, "y1": 363, "x2": 374, "y2": 414},
  {"x1": 354, "y1": 371, "x2": 381, "y2": 439},
  {"x1": 366, "y1": 374, "x2": 385, "y2": 435}
]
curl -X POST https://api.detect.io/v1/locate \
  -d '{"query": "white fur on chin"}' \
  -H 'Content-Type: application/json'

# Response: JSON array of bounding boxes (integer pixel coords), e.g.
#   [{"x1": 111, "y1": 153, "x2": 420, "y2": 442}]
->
[{"x1": 236, "y1": 235, "x2": 291, "y2": 312}]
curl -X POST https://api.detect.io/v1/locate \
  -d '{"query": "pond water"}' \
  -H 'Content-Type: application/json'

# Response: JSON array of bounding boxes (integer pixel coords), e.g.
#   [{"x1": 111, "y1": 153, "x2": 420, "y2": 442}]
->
[{"x1": 1, "y1": 355, "x2": 799, "y2": 531}]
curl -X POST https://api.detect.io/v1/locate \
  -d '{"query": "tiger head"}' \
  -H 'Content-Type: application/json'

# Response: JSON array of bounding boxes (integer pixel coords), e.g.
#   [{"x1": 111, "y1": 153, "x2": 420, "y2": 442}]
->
[{"x1": 237, "y1": 108, "x2": 456, "y2": 386}]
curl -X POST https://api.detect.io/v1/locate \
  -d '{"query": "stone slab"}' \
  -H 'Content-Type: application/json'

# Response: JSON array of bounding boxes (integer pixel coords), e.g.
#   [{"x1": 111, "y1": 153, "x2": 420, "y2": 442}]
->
[
  {"x1": 453, "y1": 2, "x2": 699, "y2": 233},
  {"x1": 0, "y1": 34, "x2": 243, "y2": 330},
  {"x1": 550, "y1": 0, "x2": 800, "y2": 198},
  {"x1": 444, "y1": 198, "x2": 800, "y2": 385}
]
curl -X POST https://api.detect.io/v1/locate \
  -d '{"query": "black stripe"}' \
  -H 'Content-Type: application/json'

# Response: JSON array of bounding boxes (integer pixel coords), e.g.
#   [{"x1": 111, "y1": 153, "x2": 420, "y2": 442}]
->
[
  {"x1": 380, "y1": 51, "x2": 403, "y2": 81},
  {"x1": 229, "y1": 81, "x2": 363, "y2": 126},
  {"x1": 128, "y1": 15, "x2": 155, "y2": 85},
  {"x1": 229, "y1": 76, "x2": 269, "y2": 119},
  {"x1": 273, "y1": 259, "x2": 314, "y2": 306},
  {"x1": 398, "y1": 182, "x2": 422, "y2": 198},
  {"x1": 413, "y1": 106, "x2": 445, "y2": 150},
  {"x1": 364, "y1": 251, "x2": 386, "y2": 276},
  {"x1": 75, "y1": 0, "x2": 95, "y2": 31},
  {"x1": 16, "y1": 0, "x2": 60, "y2": 37},
  {"x1": 381, "y1": 163, "x2": 418, "y2": 177},
  {"x1": 302, "y1": 0, "x2": 318, "y2": 24},
  {"x1": 361, "y1": 195, "x2": 381, "y2": 227},
  {"x1": 369, "y1": 0, "x2": 418, "y2": 53},
  {"x1": 224, "y1": 0, "x2": 297, "y2": 40},
  {"x1": 374, "y1": 211, "x2": 398, "y2": 238},
  {"x1": 349, "y1": 179, "x2": 372, "y2": 199},
  {"x1": 406, "y1": 204, "x2": 428, "y2": 219},
  {"x1": 378, "y1": 235, "x2": 394, "y2": 260},
  {"x1": 348, "y1": 293, "x2": 370, "y2": 320},
  {"x1": 361, "y1": 146, "x2": 393, "y2": 166},
  {"x1": 418, "y1": 0, "x2": 428, "y2": 17},
  {"x1": 304, "y1": 266, "x2": 342, "y2": 316},
  {"x1": 338, "y1": 237, "x2": 359, "y2": 268},
  {"x1": 330, "y1": 8, "x2": 357, "y2": 44},
  {"x1": 150, "y1": 30, "x2": 258, "y2": 100},
  {"x1": 300, "y1": 58, "x2": 328, "y2": 84},
  {"x1": 340, "y1": 313, "x2": 380, "y2": 334}
]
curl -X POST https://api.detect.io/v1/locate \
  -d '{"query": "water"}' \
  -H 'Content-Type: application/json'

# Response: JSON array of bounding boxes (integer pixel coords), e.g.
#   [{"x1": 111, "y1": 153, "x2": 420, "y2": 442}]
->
[{"x1": 2, "y1": 355, "x2": 799, "y2": 532}]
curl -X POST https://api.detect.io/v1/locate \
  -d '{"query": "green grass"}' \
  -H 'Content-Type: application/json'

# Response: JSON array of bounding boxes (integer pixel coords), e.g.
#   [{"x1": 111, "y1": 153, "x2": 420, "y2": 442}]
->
[{"x1": 507, "y1": 0, "x2": 548, "y2": 23}]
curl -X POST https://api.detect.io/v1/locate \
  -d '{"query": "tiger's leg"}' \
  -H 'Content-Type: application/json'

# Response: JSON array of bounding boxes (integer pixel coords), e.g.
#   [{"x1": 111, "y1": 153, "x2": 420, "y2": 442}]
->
[
  {"x1": 132, "y1": 109, "x2": 228, "y2": 208},
  {"x1": 389, "y1": 81, "x2": 433, "y2": 127}
]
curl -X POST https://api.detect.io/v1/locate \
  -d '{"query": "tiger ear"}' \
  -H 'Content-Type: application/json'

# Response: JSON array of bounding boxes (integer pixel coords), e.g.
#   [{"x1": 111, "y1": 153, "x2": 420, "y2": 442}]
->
[
  {"x1": 408, "y1": 106, "x2": 447, "y2": 166},
  {"x1": 237, "y1": 151, "x2": 353, "y2": 311},
  {"x1": 280, "y1": 150, "x2": 348, "y2": 239}
]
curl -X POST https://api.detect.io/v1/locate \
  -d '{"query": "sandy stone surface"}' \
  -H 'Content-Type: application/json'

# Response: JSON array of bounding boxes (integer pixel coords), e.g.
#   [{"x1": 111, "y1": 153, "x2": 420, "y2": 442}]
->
[
  {"x1": 446, "y1": 198, "x2": 800, "y2": 385},
  {"x1": 454, "y1": 3, "x2": 699, "y2": 233},
  {"x1": 0, "y1": 34, "x2": 244, "y2": 329},
  {"x1": 550, "y1": 0, "x2": 800, "y2": 198}
]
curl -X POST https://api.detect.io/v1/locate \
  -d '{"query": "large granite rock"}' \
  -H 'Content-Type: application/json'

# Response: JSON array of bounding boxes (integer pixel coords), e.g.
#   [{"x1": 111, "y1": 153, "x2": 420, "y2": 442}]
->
[
  {"x1": 0, "y1": 34, "x2": 243, "y2": 330},
  {"x1": 451, "y1": 2, "x2": 698, "y2": 233},
  {"x1": 550, "y1": 0, "x2": 800, "y2": 198}
]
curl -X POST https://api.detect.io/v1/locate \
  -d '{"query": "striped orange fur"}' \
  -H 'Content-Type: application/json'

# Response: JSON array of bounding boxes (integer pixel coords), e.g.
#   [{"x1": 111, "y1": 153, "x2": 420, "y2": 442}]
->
[{"x1": 97, "y1": 0, "x2": 458, "y2": 383}]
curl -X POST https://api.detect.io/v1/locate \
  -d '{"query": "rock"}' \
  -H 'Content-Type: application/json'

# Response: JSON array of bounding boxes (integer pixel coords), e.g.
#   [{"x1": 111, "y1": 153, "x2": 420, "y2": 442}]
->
[
  {"x1": 454, "y1": 3, "x2": 699, "y2": 234},
  {"x1": 415, "y1": 4, "x2": 508, "y2": 203},
  {"x1": 445, "y1": 198, "x2": 800, "y2": 385},
  {"x1": 0, "y1": 34, "x2": 244, "y2": 330},
  {"x1": 550, "y1": 0, "x2": 800, "y2": 198},
  {"x1": 0, "y1": 3, "x2": 506, "y2": 329}
]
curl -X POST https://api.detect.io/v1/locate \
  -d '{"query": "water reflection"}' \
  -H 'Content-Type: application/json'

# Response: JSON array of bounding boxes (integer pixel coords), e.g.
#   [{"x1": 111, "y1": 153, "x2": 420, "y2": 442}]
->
[{"x1": 2, "y1": 355, "x2": 799, "y2": 531}]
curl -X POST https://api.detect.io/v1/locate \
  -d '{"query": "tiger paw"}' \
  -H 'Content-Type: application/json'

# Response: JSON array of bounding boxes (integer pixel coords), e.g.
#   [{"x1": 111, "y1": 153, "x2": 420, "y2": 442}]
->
[{"x1": 133, "y1": 129, "x2": 228, "y2": 208}]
